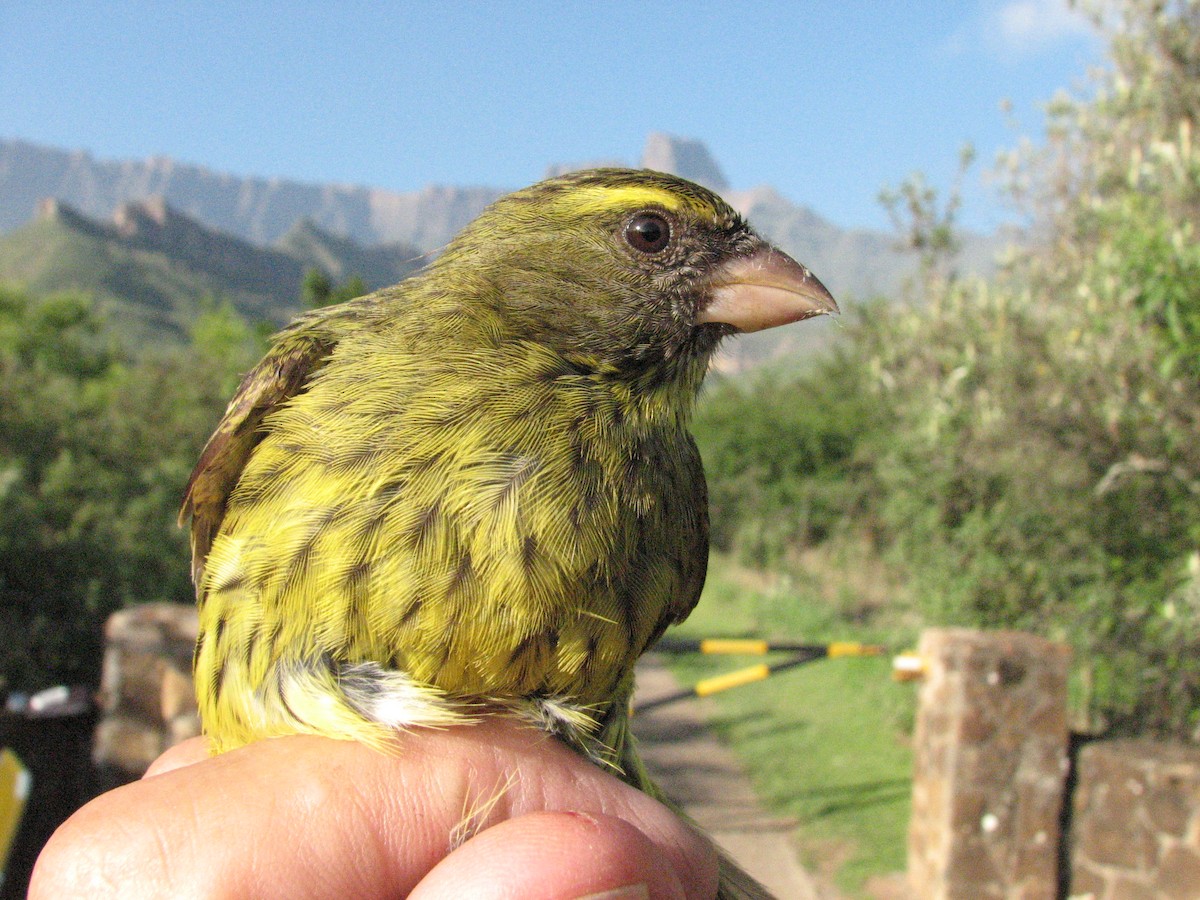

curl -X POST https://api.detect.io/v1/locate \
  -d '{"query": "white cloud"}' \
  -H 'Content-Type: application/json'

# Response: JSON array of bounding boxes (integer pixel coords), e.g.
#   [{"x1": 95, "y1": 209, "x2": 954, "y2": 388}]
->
[
  {"x1": 937, "y1": 1, "x2": 1095, "y2": 62},
  {"x1": 990, "y1": 0, "x2": 1096, "y2": 55}
]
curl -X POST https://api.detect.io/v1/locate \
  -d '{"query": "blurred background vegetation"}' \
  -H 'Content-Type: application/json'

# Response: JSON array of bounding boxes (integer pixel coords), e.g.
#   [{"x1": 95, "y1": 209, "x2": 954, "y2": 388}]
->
[
  {"x1": 694, "y1": 0, "x2": 1200, "y2": 744},
  {"x1": 0, "y1": 291, "x2": 264, "y2": 691}
]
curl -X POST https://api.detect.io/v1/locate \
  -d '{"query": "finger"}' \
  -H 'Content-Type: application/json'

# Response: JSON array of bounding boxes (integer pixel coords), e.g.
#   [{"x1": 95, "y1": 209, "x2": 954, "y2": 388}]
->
[
  {"x1": 410, "y1": 810, "x2": 686, "y2": 900},
  {"x1": 143, "y1": 736, "x2": 210, "y2": 777},
  {"x1": 35, "y1": 735, "x2": 437, "y2": 899},
  {"x1": 31, "y1": 720, "x2": 717, "y2": 900},
  {"x1": 453, "y1": 721, "x2": 716, "y2": 898}
]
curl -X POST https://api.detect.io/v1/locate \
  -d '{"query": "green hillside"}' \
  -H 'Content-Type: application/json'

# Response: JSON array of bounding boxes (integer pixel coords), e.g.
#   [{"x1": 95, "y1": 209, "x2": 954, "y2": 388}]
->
[
  {"x1": 0, "y1": 199, "x2": 423, "y2": 344},
  {"x1": 276, "y1": 218, "x2": 424, "y2": 288}
]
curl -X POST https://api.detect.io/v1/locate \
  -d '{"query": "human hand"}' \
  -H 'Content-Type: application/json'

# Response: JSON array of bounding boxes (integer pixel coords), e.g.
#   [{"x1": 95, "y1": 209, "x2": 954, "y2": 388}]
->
[{"x1": 30, "y1": 719, "x2": 717, "y2": 899}]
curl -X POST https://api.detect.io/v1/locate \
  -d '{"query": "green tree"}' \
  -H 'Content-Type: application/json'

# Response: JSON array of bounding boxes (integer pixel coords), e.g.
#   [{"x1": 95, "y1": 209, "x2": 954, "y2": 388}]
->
[
  {"x1": 0, "y1": 286, "x2": 262, "y2": 692},
  {"x1": 693, "y1": 335, "x2": 889, "y2": 570},
  {"x1": 858, "y1": 0, "x2": 1200, "y2": 737},
  {"x1": 699, "y1": 0, "x2": 1200, "y2": 739},
  {"x1": 301, "y1": 267, "x2": 333, "y2": 308},
  {"x1": 302, "y1": 267, "x2": 368, "y2": 309}
]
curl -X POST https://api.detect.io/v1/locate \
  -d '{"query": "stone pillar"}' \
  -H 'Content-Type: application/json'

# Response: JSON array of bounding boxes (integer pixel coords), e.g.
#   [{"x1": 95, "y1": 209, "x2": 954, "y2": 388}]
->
[
  {"x1": 92, "y1": 603, "x2": 201, "y2": 777},
  {"x1": 907, "y1": 628, "x2": 1071, "y2": 899},
  {"x1": 1069, "y1": 739, "x2": 1200, "y2": 898}
]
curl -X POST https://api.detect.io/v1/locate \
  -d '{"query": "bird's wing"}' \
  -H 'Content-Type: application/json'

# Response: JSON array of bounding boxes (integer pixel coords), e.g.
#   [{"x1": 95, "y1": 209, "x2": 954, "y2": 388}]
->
[{"x1": 179, "y1": 303, "x2": 365, "y2": 587}]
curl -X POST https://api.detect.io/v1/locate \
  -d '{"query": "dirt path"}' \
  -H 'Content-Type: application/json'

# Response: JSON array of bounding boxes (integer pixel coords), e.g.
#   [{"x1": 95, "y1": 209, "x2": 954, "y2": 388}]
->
[{"x1": 632, "y1": 656, "x2": 827, "y2": 899}]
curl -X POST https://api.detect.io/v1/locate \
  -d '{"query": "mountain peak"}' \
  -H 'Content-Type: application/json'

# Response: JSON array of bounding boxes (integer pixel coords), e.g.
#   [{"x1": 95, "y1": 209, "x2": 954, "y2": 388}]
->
[
  {"x1": 112, "y1": 195, "x2": 174, "y2": 237},
  {"x1": 35, "y1": 197, "x2": 96, "y2": 231},
  {"x1": 639, "y1": 133, "x2": 729, "y2": 193},
  {"x1": 280, "y1": 215, "x2": 336, "y2": 243},
  {"x1": 33, "y1": 196, "x2": 109, "y2": 240}
]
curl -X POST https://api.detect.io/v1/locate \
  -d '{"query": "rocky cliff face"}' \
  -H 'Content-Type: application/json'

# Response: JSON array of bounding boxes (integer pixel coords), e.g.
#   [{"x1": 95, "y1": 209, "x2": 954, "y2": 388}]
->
[
  {"x1": 639, "y1": 132, "x2": 730, "y2": 192},
  {"x1": 365, "y1": 183, "x2": 502, "y2": 252},
  {"x1": 0, "y1": 139, "x2": 499, "y2": 252}
]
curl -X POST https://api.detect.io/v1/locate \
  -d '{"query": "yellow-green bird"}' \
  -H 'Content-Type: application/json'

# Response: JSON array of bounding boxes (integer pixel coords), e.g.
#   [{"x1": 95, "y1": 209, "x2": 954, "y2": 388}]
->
[{"x1": 181, "y1": 168, "x2": 836, "y2": 897}]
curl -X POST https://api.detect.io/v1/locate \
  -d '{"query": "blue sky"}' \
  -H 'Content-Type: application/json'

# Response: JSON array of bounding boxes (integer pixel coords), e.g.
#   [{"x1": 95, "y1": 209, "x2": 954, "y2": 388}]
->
[{"x1": 1, "y1": 1, "x2": 1101, "y2": 233}]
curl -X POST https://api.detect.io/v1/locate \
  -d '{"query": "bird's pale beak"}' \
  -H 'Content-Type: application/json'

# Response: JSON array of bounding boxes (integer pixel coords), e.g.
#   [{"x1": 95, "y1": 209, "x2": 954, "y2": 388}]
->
[{"x1": 699, "y1": 246, "x2": 838, "y2": 333}]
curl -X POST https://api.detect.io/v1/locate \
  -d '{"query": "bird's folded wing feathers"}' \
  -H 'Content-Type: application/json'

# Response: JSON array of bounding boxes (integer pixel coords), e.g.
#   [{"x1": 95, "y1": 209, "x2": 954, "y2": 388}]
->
[{"x1": 179, "y1": 303, "x2": 368, "y2": 587}]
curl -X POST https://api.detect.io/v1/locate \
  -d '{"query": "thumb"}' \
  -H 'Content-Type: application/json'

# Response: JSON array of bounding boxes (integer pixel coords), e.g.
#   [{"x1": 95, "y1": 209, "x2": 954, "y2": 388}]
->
[{"x1": 411, "y1": 810, "x2": 687, "y2": 900}]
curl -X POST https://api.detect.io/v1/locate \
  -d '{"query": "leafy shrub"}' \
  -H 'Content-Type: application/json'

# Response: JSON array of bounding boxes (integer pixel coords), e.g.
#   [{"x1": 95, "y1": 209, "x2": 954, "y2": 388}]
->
[
  {"x1": 693, "y1": 332, "x2": 889, "y2": 571},
  {"x1": 696, "y1": 0, "x2": 1200, "y2": 738},
  {"x1": 0, "y1": 287, "x2": 262, "y2": 691}
]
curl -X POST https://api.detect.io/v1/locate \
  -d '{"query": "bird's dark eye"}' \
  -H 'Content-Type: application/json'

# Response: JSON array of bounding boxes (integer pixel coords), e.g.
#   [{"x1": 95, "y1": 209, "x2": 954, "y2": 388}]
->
[{"x1": 624, "y1": 213, "x2": 671, "y2": 254}]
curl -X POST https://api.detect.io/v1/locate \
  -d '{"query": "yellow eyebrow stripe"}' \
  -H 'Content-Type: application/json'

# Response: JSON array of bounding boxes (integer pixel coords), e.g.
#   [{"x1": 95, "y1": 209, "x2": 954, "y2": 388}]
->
[{"x1": 559, "y1": 185, "x2": 709, "y2": 217}]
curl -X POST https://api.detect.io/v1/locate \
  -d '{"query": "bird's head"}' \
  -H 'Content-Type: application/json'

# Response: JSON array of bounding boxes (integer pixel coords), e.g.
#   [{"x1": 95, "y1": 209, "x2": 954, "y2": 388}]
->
[{"x1": 431, "y1": 168, "x2": 837, "y2": 387}]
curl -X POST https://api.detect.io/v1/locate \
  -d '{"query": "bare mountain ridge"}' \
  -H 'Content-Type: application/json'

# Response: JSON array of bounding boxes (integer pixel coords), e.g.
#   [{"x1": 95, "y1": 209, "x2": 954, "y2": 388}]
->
[{"x1": 0, "y1": 138, "x2": 501, "y2": 253}]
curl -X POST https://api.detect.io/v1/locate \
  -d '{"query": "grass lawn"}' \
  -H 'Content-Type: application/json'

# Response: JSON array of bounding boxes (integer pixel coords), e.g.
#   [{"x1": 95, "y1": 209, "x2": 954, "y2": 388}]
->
[{"x1": 660, "y1": 553, "x2": 918, "y2": 896}]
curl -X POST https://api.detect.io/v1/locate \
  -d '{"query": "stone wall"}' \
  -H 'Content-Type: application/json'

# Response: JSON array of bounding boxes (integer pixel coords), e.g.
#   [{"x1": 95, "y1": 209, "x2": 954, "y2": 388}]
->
[
  {"x1": 907, "y1": 628, "x2": 1072, "y2": 899},
  {"x1": 906, "y1": 628, "x2": 1200, "y2": 900},
  {"x1": 1068, "y1": 739, "x2": 1200, "y2": 899},
  {"x1": 92, "y1": 603, "x2": 200, "y2": 777}
]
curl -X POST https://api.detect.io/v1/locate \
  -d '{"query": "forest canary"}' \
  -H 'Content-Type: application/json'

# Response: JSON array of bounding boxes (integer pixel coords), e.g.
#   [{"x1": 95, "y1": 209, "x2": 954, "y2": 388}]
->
[{"x1": 182, "y1": 168, "x2": 836, "y2": 897}]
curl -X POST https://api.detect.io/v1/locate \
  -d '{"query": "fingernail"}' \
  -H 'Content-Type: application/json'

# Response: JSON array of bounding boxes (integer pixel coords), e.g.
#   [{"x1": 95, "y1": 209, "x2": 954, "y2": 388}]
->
[{"x1": 574, "y1": 886, "x2": 650, "y2": 900}]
